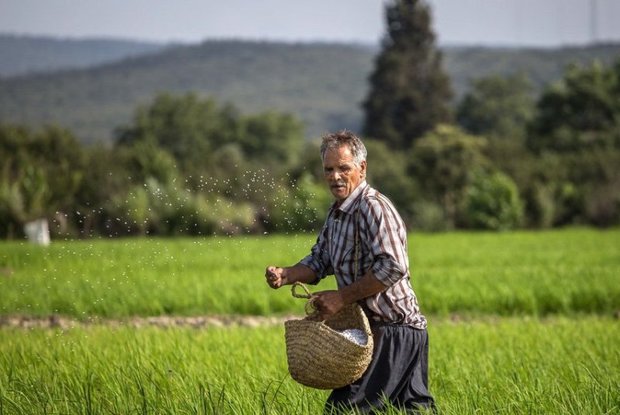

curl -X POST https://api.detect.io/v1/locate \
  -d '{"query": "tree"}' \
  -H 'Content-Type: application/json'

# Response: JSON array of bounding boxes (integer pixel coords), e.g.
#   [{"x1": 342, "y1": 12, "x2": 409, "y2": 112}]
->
[
  {"x1": 456, "y1": 73, "x2": 537, "y2": 194},
  {"x1": 239, "y1": 111, "x2": 304, "y2": 173},
  {"x1": 0, "y1": 125, "x2": 86, "y2": 237},
  {"x1": 364, "y1": 139, "x2": 415, "y2": 218},
  {"x1": 521, "y1": 60, "x2": 620, "y2": 227},
  {"x1": 464, "y1": 170, "x2": 524, "y2": 230},
  {"x1": 116, "y1": 93, "x2": 305, "y2": 187},
  {"x1": 116, "y1": 93, "x2": 241, "y2": 182},
  {"x1": 527, "y1": 59, "x2": 620, "y2": 153},
  {"x1": 457, "y1": 73, "x2": 535, "y2": 141},
  {"x1": 408, "y1": 124, "x2": 488, "y2": 227},
  {"x1": 362, "y1": 0, "x2": 452, "y2": 150}
]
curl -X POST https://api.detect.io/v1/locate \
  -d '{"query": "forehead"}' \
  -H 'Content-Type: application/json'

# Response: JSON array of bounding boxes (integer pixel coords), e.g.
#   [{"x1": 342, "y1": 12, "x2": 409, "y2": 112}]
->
[{"x1": 323, "y1": 145, "x2": 355, "y2": 165}]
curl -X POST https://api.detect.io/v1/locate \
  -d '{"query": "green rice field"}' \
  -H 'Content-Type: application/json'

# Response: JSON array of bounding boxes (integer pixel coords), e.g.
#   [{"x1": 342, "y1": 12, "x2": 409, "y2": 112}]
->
[
  {"x1": 1, "y1": 228, "x2": 619, "y2": 414},
  {"x1": 0, "y1": 318, "x2": 618, "y2": 414},
  {"x1": 0, "y1": 228, "x2": 618, "y2": 318}
]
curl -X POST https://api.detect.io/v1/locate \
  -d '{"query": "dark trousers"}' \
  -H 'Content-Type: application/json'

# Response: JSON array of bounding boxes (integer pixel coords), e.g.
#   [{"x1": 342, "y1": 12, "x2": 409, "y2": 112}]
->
[{"x1": 325, "y1": 325, "x2": 435, "y2": 414}]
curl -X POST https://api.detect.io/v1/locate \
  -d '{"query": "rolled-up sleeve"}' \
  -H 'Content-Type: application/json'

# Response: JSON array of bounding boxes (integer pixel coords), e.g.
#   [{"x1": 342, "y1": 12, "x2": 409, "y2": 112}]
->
[{"x1": 363, "y1": 196, "x2": 409, "y2": 286}]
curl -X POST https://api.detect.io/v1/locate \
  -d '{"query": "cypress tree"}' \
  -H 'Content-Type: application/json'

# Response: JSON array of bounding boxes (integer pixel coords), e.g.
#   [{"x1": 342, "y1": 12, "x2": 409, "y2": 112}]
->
[{"x1": 362, "y1": 0, "x2": 453, "y2": 150}]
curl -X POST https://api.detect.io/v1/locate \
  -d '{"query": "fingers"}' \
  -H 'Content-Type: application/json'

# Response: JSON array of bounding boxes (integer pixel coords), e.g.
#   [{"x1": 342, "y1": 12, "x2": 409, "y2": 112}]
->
[
  {"x1": 312, "y1": 299, "x2": 332, "y2": 321},
  {"x1": 265, "y1": 266, "x2": 282, "y2": 289},
  {"x1": 312, "y1": 291, "x2": 343, "y2": 318}
]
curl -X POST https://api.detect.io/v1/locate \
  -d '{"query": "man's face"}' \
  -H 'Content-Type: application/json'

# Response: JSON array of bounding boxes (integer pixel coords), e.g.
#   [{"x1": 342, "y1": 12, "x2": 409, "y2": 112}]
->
[{"x1": 322, "y1": 145, "x2": 366, "y2": 202}]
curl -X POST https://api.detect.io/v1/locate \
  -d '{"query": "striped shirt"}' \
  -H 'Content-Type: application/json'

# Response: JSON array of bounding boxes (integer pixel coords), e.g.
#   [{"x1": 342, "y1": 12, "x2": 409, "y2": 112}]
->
[{"x1": 300, "y1": 181, "x2": 427, "y2": 329}]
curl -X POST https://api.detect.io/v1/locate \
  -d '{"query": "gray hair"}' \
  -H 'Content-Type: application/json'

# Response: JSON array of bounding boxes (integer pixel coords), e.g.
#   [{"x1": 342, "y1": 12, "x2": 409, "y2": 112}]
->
[{"x1": 320, "y1": 130, "x2": 367, "y2": 166}]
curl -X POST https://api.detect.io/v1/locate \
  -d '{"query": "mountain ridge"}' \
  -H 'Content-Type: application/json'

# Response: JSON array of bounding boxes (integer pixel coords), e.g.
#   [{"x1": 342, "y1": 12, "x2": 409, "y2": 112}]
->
[
  {"x1": 1, "y1": 34, "x2": 619, "y2": 144},
  {"x1": 0, "y1": 34, "x2": 171, "y2": 78}
]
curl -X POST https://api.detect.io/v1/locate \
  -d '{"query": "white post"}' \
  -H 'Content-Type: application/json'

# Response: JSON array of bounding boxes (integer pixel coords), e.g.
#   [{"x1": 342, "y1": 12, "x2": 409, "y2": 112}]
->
[{"x1": 24, "y1": 218, "x2": 51, "y2": 246}]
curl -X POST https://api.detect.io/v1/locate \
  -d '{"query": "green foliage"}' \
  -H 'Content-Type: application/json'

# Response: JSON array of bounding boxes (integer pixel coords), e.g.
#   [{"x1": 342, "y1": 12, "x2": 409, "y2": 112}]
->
[
  {"x1": 364, "y1": 139, "x2": 414, "y2": 216},
  {"x1": 408, "y1": 125, "x2": 488, "y2": 228},
  {"x1": 117, "y1": 93, "x2": 305, "y2": 184},
  {"x1": 0, "y1": 93, "x2": 320, "y2": 239},
  {"x1": 518, "y1": 147, "x2": 620, "y2": 228},
  {"x1": 120, "y1": 141, "x2": 180, "y2": 186},
  {"x1": 260, "y1": 173, "x2": 330, "y2": 233},
  {"x1": 239, "y1": 111, "x2": 305, "y2": 173},
  {"x1": 105, "y1": 177, "x2": 259, "y2": 237},
  {"x1": 457, "y1": 73, "x2": 535, "y2": 141},
  {"x1": 464, "y1": 170, "x2": 524, "y2": 230},
  {"x1": 527, "y1": 59, "x2": 620, "y2": 153},
  {"x1": 455, "y1": 74, "x2": 534, "y2": 229},
  {"x1": 71, "y1": 143, "x2": 136, "y2": 237},
  {"x1": 0, "y1": 175, "x2": 24, "y2": 237},
  {"x1": 523, "y1": 182, "x2": 557, "y2": 229},
  {"x1": 5, "y1": 53, "x2": 620, "y2": 235},
  {"x1": 363, "y1": 0, "x2": 453, "y2": 149},
  {"x1": 116, "y1": 93, "x2": 238, "y2": 179},
  {"x1": 0, "y1": 125, "x2": 85, "y2": 237},
  {"x1": 409, "y1": 200, "x2": 447, "y2": 232},
  {"x1": 112, "y1": 93, "x2": 312, "y2": 235}
]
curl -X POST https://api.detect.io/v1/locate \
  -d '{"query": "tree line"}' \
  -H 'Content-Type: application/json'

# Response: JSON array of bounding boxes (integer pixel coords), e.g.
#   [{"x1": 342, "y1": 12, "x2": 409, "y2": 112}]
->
[
  {"x1": 1, "y1": 57, "x2": 618, "y2": 239},
  {"x1": 1, "y1": 0, "x2": 619, "y2": 239}
]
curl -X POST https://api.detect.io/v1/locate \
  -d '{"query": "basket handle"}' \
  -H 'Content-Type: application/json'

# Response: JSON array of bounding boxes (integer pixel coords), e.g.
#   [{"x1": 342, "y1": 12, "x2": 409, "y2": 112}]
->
[
  {"x1": 291, "y1": 282, "x2": 320, "y2": 317},
  {"x1": 291, "y1": 282, "x2": 312, "y2": 299}
]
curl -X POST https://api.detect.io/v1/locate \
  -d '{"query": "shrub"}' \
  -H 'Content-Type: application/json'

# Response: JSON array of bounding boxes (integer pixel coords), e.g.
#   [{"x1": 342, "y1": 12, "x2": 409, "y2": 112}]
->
[
  {"x1": 464, "y1": 170, "x2": 524, "y2": 230},
  {"x1": 411, "y1": 200, "x2": 450, "y2": 232}
]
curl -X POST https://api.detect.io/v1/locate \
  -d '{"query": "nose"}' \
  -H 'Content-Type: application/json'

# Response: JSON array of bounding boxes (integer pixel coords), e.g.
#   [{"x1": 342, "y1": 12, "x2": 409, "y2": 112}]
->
[{"x1": 326, "y1": 169, "x2": 341, "y2": 181}]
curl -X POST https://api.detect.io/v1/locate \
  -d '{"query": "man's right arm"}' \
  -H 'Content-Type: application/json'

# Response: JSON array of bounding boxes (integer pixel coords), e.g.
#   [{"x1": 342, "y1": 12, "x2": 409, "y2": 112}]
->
[{"x1": 265, "y1": 263, "x2": 317, "y2": 289}]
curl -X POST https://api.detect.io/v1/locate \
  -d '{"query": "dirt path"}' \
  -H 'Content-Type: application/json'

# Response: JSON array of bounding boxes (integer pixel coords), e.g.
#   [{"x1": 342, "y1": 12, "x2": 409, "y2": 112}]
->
[
  {"x1": 0, "y1": 314, "x2": 301, "y2": 330},
  {"x1": 4, "y1": 312, "x2": 618, "y2": 330}
]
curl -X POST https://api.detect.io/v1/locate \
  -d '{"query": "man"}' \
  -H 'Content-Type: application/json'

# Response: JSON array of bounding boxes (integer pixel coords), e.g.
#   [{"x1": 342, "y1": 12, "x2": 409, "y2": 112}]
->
[{"x1": 265, "y1": 130, "x2": 434, "y2": 413}]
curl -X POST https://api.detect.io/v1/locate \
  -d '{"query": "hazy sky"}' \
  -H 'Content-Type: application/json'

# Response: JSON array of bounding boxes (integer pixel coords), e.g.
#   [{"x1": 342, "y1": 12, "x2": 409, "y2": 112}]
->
[{"x1": 1, "y1": 0, "x2": 619, "y2": 47}]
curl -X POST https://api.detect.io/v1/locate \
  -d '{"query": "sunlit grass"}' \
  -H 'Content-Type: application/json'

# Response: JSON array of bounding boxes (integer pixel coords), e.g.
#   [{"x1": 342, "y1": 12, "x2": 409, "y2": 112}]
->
[
  {"x1": 0, "y1": 316, "x2": 618, "y2": 414},
  {"x1": 1, "y1": 229, "x2": 617, "y2": 414},
  {"x1": 412, "y1": 228, "x2": 620, "y2": 316},
  {"x1": 0, "y1": 228, "x2": 619, "y2": 318}
]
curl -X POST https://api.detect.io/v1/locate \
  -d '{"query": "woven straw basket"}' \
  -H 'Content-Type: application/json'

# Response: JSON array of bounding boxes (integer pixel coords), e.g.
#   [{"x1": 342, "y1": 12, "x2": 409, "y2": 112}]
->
[{"x1": 284, "y1": 282, "x2": 374, "y2": 389}]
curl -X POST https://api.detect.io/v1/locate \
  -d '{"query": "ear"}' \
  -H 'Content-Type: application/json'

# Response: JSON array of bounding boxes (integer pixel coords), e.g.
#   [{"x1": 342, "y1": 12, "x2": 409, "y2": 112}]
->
[{"x1": 360, "y1": 160, "x2": 367, "y2": 177}]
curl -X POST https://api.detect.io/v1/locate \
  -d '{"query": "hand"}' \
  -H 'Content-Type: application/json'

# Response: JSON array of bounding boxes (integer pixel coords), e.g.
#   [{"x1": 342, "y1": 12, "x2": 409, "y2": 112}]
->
[
  {"x1": 265, "y1": 266, "x2": 287, "y2": 289},
  {"x1": 312, "y1": 290, "x2": 345, "y2": 319}
]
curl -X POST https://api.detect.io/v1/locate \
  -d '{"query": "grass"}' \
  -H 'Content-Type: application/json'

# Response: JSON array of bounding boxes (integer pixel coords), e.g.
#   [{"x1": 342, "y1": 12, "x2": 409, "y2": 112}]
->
[
  {"x1": 432, "y1": 316, "x2": 620, "y2": 414},
  {"x1": 413, "y1": 228, "x2": 620, "y2": 316},
  {"x1": 0, "y1": 228, "x2": 618, "y2": 318},
  {"x1": 0, "y1": 234, "x2": 318, "y2": 318},
  {"x1": 0, "y1": 316, "x2": 618, "y2": 414},
  {"x1": 1, "y1": 228, "x2": 619, "y2": 414}
]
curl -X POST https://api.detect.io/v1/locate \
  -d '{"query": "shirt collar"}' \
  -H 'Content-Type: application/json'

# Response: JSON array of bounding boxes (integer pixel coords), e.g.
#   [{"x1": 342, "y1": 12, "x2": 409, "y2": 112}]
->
[{"x1": 333, "y1": 180, "x2": 368, "y2": 215}]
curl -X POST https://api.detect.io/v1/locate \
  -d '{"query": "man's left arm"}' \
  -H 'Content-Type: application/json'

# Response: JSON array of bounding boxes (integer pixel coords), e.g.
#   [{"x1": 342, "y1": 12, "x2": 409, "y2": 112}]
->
[{"x1": 312, "y1": 270, "x2": 386, "y2": 318}]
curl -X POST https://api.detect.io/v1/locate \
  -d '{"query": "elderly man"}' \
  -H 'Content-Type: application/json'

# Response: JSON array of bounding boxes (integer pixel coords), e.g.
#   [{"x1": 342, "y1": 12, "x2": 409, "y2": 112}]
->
[{"x1": 265, "y1": 130, "x2": 434, "y2": 413}]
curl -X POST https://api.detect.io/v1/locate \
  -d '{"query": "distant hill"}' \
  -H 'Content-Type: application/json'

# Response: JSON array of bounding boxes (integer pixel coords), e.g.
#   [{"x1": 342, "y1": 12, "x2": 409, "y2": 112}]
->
[
  {"x1": 0, "y1": 34, "x2": 169, "y2": 78},
  {"x1": 0, "y1": 40, "x2": 376, "y2": 142},
  {"x1": 0, "y1": 36, "x2": 619, "y2": 144},
  {"x1": 443, "y1": 43, "x2": 620, "y2": 93}
]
